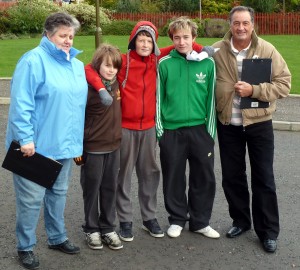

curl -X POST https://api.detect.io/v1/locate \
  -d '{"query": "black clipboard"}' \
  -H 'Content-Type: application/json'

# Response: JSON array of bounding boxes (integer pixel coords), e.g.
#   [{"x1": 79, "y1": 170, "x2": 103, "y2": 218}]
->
[
  {"x1": 2, "y1": 140, "x2": 63, "y2": 189},
  {"x1": 240, "y1": 58, "x2": 272, "y2": 109}
]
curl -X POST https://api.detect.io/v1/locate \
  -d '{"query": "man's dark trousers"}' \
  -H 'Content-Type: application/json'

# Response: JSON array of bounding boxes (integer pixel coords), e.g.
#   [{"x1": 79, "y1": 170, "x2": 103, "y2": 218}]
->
[{"x1": 217, "y1": 119, "x2": 279, "y2": 241}]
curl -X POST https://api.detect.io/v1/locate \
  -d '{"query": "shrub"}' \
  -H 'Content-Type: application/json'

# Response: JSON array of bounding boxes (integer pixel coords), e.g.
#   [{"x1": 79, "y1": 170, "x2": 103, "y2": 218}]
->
[
  {"x1": 0, "y1": 33, "x2": 19, "y2": 40},
  {"x1": 7, "y1": 0, "x2": 59, "y2": 34},
  {"x1": 201, "y1": 0, "x2": 232, "y2": 14},
  {"x1": 0, "y1": 11, "x2": 10, "y2": 34},
  {"x1": 193, "y1": 18, "x2": 206, "y2": 38},
  {"x1": 0, "y1": 0, "x2": 111, "y2": 35},
  {"x1": 62, "y1": 3, "x2": 111, "y2": 34},
  {"x1": 115, "y1": 0, "x2": 141, "y2": 13},
  {"x1": 204, "y1": 18, "x2": 229, "y2": 38},
  {"x1": 159, "y1": 21, "x2": 169, "y2": 37},
  {"x1": 163, "y1": 0, "x2": 199, "y2": 12},
  {"x1": 241, "y1": 0, "x2": 279, "y2": 13},
  {"x1": 102, "y1": 20, "x2": 136, "y2": 35}
]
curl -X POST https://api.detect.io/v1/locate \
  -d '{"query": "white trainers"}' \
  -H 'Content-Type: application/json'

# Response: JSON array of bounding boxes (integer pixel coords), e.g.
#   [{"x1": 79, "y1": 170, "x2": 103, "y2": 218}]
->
[
  {"x1": 194, "y1": 226, "x2": 220, "y2": 239},
  {"x1": 167, "y1": 225, "x2": 183, "y2": 238},
  {"x1": 101, "y1": 231, "x2": 123, "y2": 250},
  {"x1": 85, "y1": 232, "x2": 103, "y2": 249}
]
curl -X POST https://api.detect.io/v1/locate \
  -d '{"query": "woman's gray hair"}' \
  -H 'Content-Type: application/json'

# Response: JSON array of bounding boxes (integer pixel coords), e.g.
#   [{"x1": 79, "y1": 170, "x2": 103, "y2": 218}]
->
[
  {"x1": 229, "y1": 6, "x2": 255, "y2": 24},
  {"x1": 43, "y1": 12, "x2": 80, "y2": 37}
]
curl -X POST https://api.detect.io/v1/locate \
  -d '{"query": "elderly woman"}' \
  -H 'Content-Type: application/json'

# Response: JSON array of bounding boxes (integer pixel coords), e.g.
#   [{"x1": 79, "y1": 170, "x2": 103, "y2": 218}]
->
[{"x1": 6, "y1": 12, "x2": 87, "y2": 269}]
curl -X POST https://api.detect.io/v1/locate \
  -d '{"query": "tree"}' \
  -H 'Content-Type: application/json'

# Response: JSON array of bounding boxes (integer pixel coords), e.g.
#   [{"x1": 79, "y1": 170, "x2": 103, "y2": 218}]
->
[
  {"x1": 241, "y1": 0, "x2": 279, "y2": 12},
  {"x1": 201, "y1": 0, "x2": 233, "y2": 14},
  {"x1": 84, "y1": 0, "x2": 118, "y2": 9},
  {"x1": 281, "y1": 0, "x2": 300, "y2": 12},
  {"x1": 140, "y1": 0, "x2": 165, "y2": 12},
  {"x1": 115, "y1": 0, "x2": 141, "y2": 12},
  {"x1": 163, "y1": 0, "x2": 199, "y2": 12}
]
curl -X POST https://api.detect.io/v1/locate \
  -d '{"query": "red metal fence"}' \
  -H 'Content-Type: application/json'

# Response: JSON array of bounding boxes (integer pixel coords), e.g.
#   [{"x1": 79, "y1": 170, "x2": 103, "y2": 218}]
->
[{"x1": 112, "y1": 12, "x2": 300, "y2": 35}]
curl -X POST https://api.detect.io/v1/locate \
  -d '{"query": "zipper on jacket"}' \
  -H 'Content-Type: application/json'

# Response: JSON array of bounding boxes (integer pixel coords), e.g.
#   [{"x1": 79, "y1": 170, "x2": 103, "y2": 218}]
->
[
  {"x1": 140, "y1": 58, "x2": 147, "y2": 130},
  {"x1": 186, "y1": 59, "x2": 191, "y2": 125},
  {"x1": 112, "y1": 93, "x2": 115, "y2": 143}
]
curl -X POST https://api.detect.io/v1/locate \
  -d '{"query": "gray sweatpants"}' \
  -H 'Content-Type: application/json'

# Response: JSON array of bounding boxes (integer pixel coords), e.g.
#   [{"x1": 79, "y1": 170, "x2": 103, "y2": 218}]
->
[{"x1": 116, "y1": 127, "x2": 160, "y2": 222}]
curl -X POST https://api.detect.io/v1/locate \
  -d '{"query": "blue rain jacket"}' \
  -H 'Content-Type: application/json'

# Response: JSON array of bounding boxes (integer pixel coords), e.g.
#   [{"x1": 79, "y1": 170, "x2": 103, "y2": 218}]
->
[{"x1": 6, "y1": 36, "x2": 88, "y2": 159}]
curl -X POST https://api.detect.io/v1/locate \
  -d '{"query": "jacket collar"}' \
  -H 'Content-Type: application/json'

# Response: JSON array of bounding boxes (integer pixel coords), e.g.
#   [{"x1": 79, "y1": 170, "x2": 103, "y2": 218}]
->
[
  {"x1": 39, "y1": 36, "x2": 82, "y2": 61},
  {"x1": 169, "y1": 49, "x2": 186, "y2": 59}
]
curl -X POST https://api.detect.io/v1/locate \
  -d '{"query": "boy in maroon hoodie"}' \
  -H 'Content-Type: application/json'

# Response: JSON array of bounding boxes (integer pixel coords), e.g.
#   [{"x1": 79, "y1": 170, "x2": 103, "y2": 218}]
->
[{"x1": 85, "y1": 21, "x2": 210, "y2": 241}]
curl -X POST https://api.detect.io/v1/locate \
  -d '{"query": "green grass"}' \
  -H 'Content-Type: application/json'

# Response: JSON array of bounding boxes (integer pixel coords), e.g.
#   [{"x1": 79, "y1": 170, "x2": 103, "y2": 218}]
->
[{"x1": 0, "y1": 35, "x2": 299, "y2": 94}]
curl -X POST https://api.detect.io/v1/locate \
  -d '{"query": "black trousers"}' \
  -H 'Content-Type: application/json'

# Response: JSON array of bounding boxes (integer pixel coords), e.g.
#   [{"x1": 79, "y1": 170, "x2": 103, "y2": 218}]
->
[
  {"x1": 80, "y1": 149, "x2": 120, "y2": 235},
  {"x1": 159, "y1": 125, "x2": 216, "y2": 231},
  {"x1": 217, "y1": 120, "x2": 279, "y2": 241}
]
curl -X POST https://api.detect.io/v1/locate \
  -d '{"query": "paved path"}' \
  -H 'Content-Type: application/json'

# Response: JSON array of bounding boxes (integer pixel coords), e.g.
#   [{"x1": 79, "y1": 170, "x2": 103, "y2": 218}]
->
[
  {"x1": 0, "y1": 104, "x2": 300, "y2": 270},
  {"x1": 0, "y1": 78, "x2": 300, "y2": 269}
]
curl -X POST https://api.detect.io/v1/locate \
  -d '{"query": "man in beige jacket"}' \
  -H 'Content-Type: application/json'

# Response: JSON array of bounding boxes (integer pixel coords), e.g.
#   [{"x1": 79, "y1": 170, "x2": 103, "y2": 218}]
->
[{"x1": 213, "y1": 6, "x2": 291, "y2": 253}]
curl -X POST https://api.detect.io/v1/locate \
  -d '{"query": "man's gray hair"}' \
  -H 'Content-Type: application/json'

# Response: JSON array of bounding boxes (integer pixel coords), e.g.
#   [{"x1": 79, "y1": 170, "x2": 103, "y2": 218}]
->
[
  {"x1": 229, "y1": 6, "x2": 255, "y2": 24},
  {"x1": 43, "y1": 12, "x2": 80, "y2": 37}
]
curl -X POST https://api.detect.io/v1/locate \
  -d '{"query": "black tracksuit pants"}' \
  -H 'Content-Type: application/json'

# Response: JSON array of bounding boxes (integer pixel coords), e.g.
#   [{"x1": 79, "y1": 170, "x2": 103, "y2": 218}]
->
[
  {"x1": 80, "y1": 149, "x2": 120, "y2": 235},
  {"x1": 159, "y1": 124, "x2": 216, "y2": 231}
]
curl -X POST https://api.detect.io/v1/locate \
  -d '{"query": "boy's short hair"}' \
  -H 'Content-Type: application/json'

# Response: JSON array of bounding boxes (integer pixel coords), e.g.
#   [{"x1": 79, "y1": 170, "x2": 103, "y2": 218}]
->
[
  {"x1": 168, "y1": 16, "x2": 198, "y2": 39},
  {"x1": 91, "y1": 43, "x2": 122, "y2": 73}
]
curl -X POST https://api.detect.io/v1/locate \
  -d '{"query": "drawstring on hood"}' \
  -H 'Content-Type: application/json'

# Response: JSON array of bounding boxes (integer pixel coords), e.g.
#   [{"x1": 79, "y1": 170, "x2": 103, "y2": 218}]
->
[{"x1": 122, "y1": 49, "x2": 131, "y2": 89}]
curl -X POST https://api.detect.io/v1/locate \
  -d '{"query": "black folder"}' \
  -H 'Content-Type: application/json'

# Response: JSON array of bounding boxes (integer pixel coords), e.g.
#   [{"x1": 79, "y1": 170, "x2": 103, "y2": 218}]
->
[
  {"x1": 2, "y1": 140, "x2": 63, "y2": 189},
  {"x1": 240, "y1": 58, "x2": 272, "y2": 109}
]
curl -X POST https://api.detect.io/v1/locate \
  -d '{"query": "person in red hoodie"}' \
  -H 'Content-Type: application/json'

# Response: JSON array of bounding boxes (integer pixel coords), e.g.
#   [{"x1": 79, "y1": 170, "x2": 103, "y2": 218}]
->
[{"x1": 85, "y1": 21, "x2": 211, "y2": 242}]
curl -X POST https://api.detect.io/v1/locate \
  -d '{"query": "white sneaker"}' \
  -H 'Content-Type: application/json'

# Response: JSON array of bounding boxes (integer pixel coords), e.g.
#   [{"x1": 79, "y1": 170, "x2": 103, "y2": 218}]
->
[
  {"x1": 85, "y1": 232, "x2": 103, "y2": 249},
  {"x1": 195, "y1": 226, "x2": 220, "y2": 239},
  {"x1": 167, "y1": 225, "x2": 183, "y2": 238},
  {"x1": 101, "y1": 231, "x2": 123, "y2": 250}
]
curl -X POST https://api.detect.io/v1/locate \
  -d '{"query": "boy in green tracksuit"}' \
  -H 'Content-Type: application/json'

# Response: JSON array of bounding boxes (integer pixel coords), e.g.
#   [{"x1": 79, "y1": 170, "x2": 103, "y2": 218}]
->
[{"x1": 156, "y1": 16, "x2": 219, "y2": 239}]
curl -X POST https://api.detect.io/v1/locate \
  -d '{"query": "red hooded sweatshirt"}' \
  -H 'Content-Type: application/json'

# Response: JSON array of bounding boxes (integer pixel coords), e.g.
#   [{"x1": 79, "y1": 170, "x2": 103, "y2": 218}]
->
[{"x1": 85, "y1": 21, "x2": 202, "y2": 130}]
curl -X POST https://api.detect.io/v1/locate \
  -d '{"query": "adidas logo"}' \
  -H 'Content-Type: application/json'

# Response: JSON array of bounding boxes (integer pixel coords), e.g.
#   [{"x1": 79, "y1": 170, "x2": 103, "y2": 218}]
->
[{"x1": 196, "y1": 72, "x2": 206, "y2": 83}]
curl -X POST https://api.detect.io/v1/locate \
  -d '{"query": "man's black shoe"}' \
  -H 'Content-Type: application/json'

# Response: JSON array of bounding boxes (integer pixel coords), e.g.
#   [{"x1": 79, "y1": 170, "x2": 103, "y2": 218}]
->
[
  {"x1": 18, "y1": 251, "x2": 39, "y2": 270},
  {"x1": 226, "y1": 226, "x2": 250, "y2": 238},
  {"x1": 262, "y1": 239, "x2": 277, "y2": 253},
  {"x1": 48, "y1": 239, "x2": 80, "y2": 254},
  {"x1": 142, "y1": 218, "x2": 164, "y2": 238}
]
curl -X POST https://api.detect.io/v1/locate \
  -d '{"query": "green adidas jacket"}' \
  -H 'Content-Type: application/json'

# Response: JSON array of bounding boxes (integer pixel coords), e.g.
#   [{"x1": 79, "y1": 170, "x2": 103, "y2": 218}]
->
[{"x1": 156, "y1": 49, "x2": 216, "y2": 139}]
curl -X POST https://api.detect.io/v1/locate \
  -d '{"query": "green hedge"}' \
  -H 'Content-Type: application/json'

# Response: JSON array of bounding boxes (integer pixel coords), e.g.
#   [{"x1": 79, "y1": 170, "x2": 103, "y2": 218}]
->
[
  {"x1": 102, "y1": 20, "x2": 137, "y2": 36},
  {"x1": 204, "y1": 18, "x2": 229, "y2": 38},
  {"x1": 0, "y1": 0, "x2": 229, "y2": 39},
  {"x1": 0, "y1": 0, "x2": 111, "y2": 37}
]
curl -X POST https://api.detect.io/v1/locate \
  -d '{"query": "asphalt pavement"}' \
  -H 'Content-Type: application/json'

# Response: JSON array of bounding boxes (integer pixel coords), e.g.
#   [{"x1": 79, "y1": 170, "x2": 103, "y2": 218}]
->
[{"x1": 0, "y1": 80, "x2": 300, "y2": 270}]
